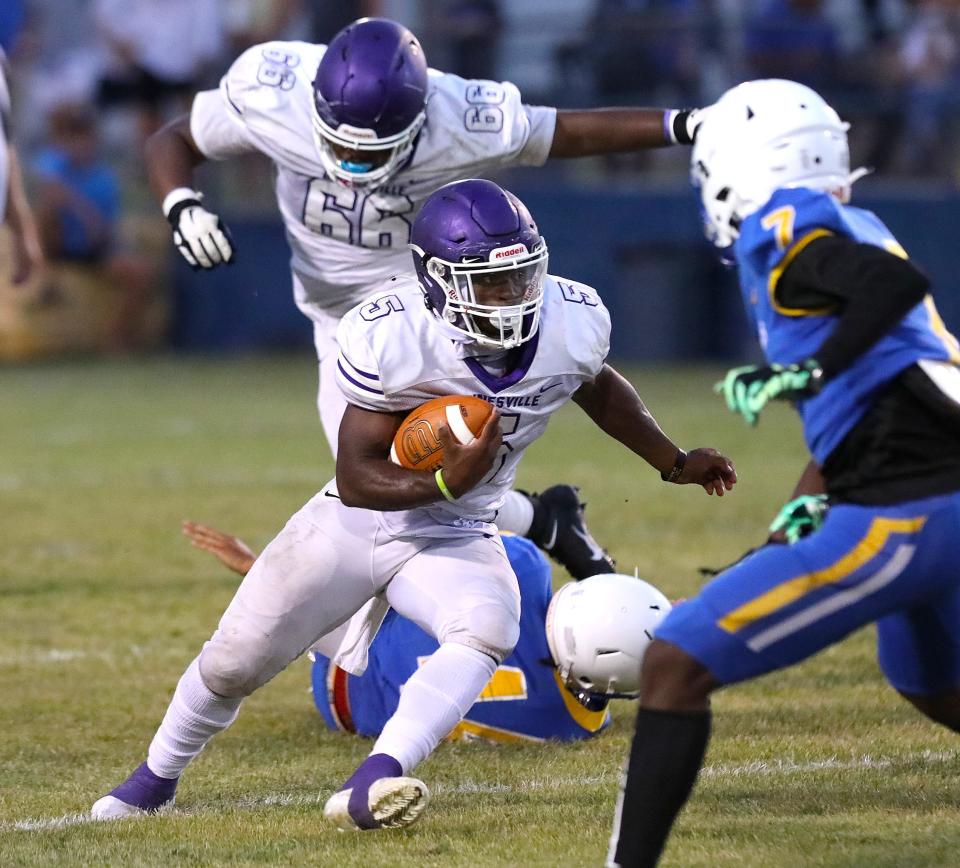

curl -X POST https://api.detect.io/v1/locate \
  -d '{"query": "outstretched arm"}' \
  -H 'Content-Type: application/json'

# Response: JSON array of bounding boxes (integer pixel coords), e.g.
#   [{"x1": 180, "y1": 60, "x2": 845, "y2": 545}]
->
[
  {"x1": 549, "y1": 107, "x2": 702, "y2": 158},
  {"x1": 144, "y1": 114, "x2": 208, "y2": 203},
  {"x1": 144, "y1": 113, "x2": 235, "y2": 269},
  {"x1": 573, "y1": 365, "x2": 737, "y2": 495},
  {"x1": 720, "y1": 237, "x2": 931, "y2": 425}
]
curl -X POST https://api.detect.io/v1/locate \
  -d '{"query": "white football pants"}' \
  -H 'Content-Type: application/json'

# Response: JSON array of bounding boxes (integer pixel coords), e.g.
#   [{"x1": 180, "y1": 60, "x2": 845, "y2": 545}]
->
[
  {"x1": 197, "y1": 489, "x2": 521, "y2": 699},
  {"x1": 311, "y1": 312, "x2": 348, "y2": 459},
  {"x1": 146, "y1": 491, "x2": 520, "y2": 780}
]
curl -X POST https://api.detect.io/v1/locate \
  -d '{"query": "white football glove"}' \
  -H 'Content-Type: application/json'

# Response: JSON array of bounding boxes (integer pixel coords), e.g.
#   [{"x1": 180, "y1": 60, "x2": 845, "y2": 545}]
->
[{"x1": 162, "y1": 188, "x2": 234, "y2": 270}]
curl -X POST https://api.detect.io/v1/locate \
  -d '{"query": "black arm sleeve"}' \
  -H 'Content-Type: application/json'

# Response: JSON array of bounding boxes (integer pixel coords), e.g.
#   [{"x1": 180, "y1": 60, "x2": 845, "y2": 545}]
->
[{"x1": 776, "y1": 234, "x2": 930, "y2": 379}]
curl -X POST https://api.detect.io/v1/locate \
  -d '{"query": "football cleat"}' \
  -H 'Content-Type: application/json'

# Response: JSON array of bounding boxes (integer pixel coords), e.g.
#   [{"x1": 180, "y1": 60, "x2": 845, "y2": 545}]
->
[
  {"x1": 324, "y1": 753, "x2": 429, "y2": 831},
  {"x1": 90, "y1": 762, "x2": 178, "y2": 820},
  {"x1": 526, "y1": 484, "x2": 615, "y2": 580}
]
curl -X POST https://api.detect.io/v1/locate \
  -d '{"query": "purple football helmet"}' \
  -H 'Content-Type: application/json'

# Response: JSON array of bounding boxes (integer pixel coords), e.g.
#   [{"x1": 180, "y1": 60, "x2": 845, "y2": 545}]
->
[
  {"x1": 313, "y1": 18, "x2": 428, "y2": 188},
  {"x1": 411, "y1": 179, "x2": 548, "y2": 349}
]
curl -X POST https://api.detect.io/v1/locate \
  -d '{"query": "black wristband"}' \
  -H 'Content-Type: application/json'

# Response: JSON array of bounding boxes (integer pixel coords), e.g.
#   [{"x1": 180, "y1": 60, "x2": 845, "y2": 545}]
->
[
  {"x1": 166, "y1": 198, "x2": 202, "y2": 228},
  {"x1": 672, "y1": 109, "x2": 694, "y2": 145},
  {"x1": 660, "y1": 448, "x2": 687, "y2": 483}
]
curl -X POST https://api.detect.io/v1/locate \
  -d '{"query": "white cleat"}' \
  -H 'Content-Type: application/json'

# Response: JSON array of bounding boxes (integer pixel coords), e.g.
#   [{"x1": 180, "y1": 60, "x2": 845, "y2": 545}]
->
[{"x1": 323, "y1": 776, "x2": 430, "y2": 831}]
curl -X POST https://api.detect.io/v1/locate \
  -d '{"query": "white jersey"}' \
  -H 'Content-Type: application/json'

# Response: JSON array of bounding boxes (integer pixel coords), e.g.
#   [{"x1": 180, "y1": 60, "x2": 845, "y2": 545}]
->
[
  {"x1": 334, "y1": 274, "x2": 611, "y2": 539},
  {"x1": 189, "y1": 41, "x2": 557, "y2": 320},
  {"x1": 0, "y1": 50, "x2": 11, "y2": 224}
]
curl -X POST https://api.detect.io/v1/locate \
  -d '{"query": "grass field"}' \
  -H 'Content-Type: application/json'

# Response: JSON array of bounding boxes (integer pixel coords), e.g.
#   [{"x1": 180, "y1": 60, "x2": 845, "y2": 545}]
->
[{"x1": 3, "y1": 355, "x2": 960, "y2": 867}]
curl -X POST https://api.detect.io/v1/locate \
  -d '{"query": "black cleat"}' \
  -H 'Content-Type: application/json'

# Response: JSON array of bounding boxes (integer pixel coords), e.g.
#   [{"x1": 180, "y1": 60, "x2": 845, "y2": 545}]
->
[{"x1": 525, "y1": 484, "x2": 616, "y2": 580}]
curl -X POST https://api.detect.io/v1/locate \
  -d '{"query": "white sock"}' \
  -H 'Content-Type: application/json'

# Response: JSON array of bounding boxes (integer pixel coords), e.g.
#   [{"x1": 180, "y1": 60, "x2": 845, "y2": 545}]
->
[
  {"x1": 146, "y1": 657, "x2": 242, "y2": 779},
  {"x1": 497, "y1": 489, "x2": 535, "y2": 536},
  {"x1": 371, "y1": 643, "x2": 497, "y2": 773}
]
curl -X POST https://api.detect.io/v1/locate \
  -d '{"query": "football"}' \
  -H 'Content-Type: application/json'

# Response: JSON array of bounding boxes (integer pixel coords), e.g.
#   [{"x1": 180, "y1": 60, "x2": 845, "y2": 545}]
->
[{"x1": 390, "y1": 395, "x2": 494, "y2": 471}]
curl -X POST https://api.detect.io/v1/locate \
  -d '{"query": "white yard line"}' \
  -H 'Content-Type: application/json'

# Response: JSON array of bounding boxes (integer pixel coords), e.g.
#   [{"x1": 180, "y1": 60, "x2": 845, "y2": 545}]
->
[
  {"x1": 699, "y1": 749, "x2": 959, "y2": 779},
  {"x1": 0, "y1": 646, "x2": 158, "y2": 667},
  {"x1": 5, "y1": 750, "x2": 957, "y2": 833}
]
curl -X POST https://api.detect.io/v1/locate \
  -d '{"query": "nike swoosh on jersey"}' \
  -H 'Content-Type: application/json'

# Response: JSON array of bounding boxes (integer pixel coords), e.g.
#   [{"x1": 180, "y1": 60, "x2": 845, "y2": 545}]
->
[
  {"x1": 542, "y1": 520, "x2": 558, "y2": 550},
  {"x1": 539, "y1": 382, "x2": 563, "y2": 394}
]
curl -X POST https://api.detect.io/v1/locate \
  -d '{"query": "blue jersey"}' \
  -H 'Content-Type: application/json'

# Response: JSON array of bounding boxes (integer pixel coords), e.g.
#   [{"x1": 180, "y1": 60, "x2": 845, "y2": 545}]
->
[
  {"x1": 311, "y1": 535, "x2": 609, "y2": 743},
  {"x1": 735, "y1": 187, "x2": 960, "y2": 464}
]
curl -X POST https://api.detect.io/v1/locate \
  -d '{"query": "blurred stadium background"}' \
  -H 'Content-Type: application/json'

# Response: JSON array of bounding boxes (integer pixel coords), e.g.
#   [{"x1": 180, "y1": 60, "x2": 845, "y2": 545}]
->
[{"x1": 1, "y1": 0, "x2": 959, "y2": 361}]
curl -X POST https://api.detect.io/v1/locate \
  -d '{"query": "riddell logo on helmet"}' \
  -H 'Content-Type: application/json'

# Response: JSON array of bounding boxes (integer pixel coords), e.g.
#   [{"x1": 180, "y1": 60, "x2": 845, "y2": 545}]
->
[
  {"x1": 489, "y1": 244, "x2": 528, "y2": 261},
  {"x1": 336, "y1": 124, "x2": 378, "y2": 141}
]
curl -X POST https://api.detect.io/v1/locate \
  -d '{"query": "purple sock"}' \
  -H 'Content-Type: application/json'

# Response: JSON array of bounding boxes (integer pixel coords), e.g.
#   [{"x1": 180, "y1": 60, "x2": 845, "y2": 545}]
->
[
  {"x1": 109, "y1": 762, "x2": 178, "y2": 811},
  {"x1": 343, "y1": 753, "x2": 402, "y2": 830}
]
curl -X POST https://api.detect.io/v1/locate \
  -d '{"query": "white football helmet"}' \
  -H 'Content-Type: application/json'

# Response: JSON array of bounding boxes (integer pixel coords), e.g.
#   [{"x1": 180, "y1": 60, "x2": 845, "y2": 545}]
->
[
  {"x1": 545, "y1": 573, "x2": 672, "y2": 709},
  {"x1": 691, "y1": 79, "x2": 865, "y2": 253}
]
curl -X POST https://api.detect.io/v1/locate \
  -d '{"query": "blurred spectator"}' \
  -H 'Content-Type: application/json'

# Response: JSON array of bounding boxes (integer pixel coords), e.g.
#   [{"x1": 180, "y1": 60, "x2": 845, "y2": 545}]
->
[
  {"x1": 744, "y1": 0, "x2": 841, "y2": 92},
  {"x1": 32, "y1": 103, "x2": 161, "y2": 351},
  {"x1": 310, "y1": 1, "x2": 385, "y2": 43},
  {"x1": 0, "y1": 47, "x2": 44, "y2": 286},
  {"x1": 224, "y1": 0, "x2": 309, "y2": 53},
  {"x1": 588, "y1": 0, "x2": 704, "y2": 104},
  {"x1": 436, "y1": 1, "x2": 502, "y2": 81},
  {"x1": 93, "y1": 0, "x2": 226, "y2": 141},
  {"x1": 0, "y1": 0, "x2": 26, "y2": 55},
  {"x1": 896, "y1": 0, "x2": 960, "y2": 176}
]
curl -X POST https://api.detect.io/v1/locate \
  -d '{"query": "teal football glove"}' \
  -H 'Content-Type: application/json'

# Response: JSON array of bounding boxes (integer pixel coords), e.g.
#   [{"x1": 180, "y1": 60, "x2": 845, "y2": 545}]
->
[
  {"x1": 715, "y1": 359, "x2": 823, "y2": 425},
  {"x1": 769, "y1": 494, "x2": 830, "y2": 544}
]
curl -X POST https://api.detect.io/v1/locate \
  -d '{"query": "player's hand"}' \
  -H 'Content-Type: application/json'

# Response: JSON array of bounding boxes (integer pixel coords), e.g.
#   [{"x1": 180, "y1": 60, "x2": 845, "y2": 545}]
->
[
  {"x1": 182, "y1": 520, "x2": 257, "y2": 576},
  {"x1": 670, "y1": 105, "x2": 712, "y2": 144},
  {"x1": 768, "y1": 494, "x2": 829, "y2": 544},
  {"x1": 676, "y1": 447, "x2": 737, "y2": 496},
  {"x1": 438, "y1": 411, "x2": 502, "y2": 498},
  {"x1": 715, "y1": 360, "x2": 823, "y2": 426},
  {"x1": 164, "y1": 189, "x2": 234, "y2": 270}
]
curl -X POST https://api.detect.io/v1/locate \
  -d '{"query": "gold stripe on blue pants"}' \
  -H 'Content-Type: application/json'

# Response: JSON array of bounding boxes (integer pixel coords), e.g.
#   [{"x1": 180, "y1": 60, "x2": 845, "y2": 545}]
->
[{"x1": 717, "y1": 516, "x2": 927, "y2": 635}]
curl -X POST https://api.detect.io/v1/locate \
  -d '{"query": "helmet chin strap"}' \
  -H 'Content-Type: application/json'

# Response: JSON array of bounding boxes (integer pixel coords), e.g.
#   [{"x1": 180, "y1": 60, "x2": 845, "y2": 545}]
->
[{"x1": 844, "y1": 166, "x2": 873, "y2": 200}]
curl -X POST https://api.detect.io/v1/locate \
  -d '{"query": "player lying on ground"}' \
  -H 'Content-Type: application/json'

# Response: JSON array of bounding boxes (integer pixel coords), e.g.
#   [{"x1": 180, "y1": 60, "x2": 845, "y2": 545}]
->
[
  {"x1": 182, "y1": 521, "x2": 671, "y2": 743},
  {"x1": 607, "y1": 79, "x2": 960, "y2": 868},
  {"x1": 92, "y1": 178, "x2": 736, "y2": 832},
  {"x1": 144, "y1": 16, "x2": 708, "y2": 580}
]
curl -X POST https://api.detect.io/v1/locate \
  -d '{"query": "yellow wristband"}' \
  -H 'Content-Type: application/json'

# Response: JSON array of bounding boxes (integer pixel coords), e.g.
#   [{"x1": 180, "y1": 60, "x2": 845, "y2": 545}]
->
[{"x1": 435, "y1": 468, "x2": 456, "y2": 502}]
